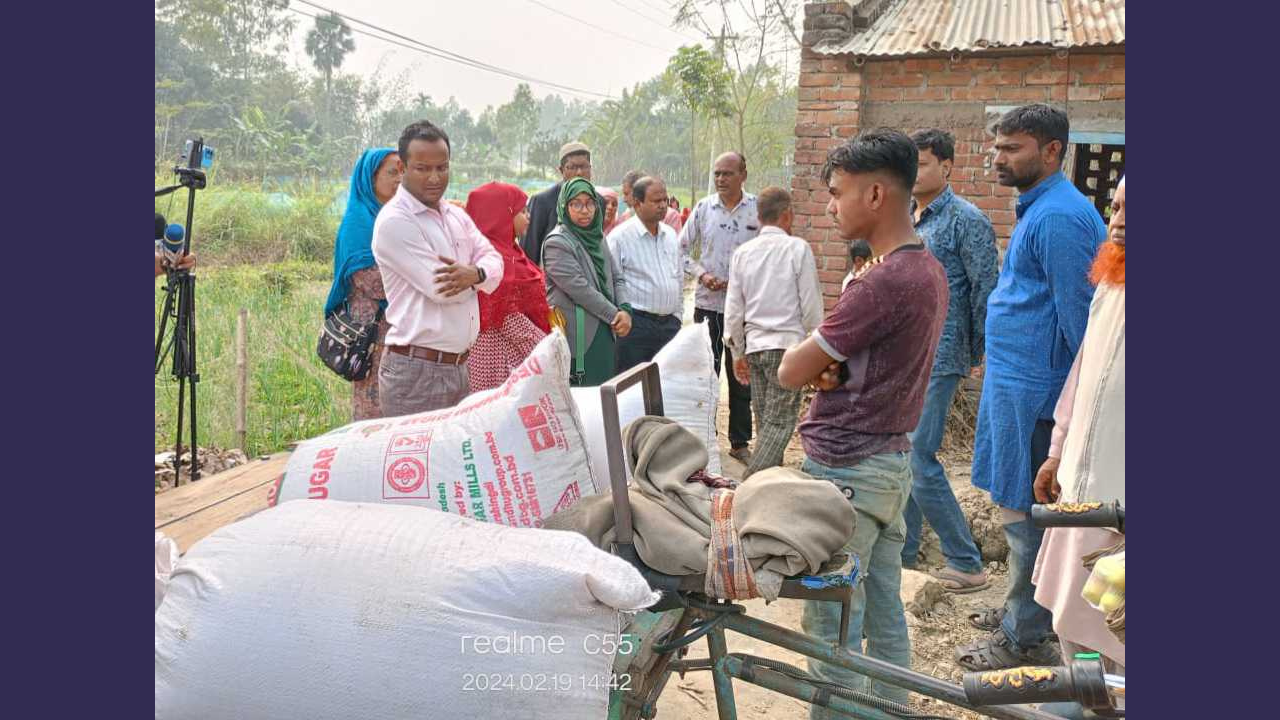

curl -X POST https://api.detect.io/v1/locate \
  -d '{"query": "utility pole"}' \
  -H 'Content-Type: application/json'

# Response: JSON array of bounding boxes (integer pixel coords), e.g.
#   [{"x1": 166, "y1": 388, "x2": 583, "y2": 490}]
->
[{"x1": 704, "y1": 24, "x2": 739, "y2": 197}]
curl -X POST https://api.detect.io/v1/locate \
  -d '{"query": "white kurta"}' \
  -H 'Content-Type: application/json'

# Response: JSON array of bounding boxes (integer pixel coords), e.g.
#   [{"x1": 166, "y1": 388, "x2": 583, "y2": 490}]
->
[{"x1": 1033, "y1": 280, "x2": 1126, "y2": 667}]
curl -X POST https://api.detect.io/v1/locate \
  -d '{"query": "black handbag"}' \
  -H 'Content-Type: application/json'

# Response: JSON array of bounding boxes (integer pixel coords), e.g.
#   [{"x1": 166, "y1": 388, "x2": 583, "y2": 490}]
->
[{"x1": 316, "y1": 305, "x2": 383, "y2": 381}]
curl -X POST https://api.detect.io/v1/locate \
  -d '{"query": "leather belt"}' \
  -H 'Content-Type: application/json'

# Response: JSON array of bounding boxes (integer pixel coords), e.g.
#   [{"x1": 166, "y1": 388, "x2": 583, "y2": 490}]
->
[{"x1": 387, "y1": 344, "x2": 470, "y2": 365}]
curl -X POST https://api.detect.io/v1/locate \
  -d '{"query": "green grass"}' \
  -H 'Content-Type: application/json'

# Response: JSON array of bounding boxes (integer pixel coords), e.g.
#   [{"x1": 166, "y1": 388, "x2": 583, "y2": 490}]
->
[
  {"x1": 155, "y1": 176, "x2": 343, "y2": 266},
  {"x1": 155, "y1": 261, "x2": 350, "y2": 456}
]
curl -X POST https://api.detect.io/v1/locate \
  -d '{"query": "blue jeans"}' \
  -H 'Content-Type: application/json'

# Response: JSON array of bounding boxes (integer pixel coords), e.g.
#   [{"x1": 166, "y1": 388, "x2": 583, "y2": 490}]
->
[
  {"x1": 902, "y1": 373, "x2": 984, "y2": 574},
  {"x1": 1002, "y1": 517, "x2": 1056, "y2": 651},
  {"x1": 801, "y1": 452, "x2": 913, "y2": 715},
  {"x1": 1001, "y1": 419, "x2": 1056, "y2": 652}
]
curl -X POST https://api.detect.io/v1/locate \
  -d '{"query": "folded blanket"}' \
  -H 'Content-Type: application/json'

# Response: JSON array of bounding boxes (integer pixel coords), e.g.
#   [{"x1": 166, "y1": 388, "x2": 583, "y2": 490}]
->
[{"x1": 544, "y1": 416, "x2": 855, "y2": 600}]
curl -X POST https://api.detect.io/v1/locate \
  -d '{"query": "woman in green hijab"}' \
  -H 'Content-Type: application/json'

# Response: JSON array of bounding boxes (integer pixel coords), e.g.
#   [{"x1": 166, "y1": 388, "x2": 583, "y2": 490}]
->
[{"x1": 541, "y1": 177, "x2": 632, "y2": 385}]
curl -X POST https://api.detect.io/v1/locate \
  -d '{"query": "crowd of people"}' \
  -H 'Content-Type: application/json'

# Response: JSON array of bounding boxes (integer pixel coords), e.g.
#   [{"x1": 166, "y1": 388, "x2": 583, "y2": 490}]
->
[{"x1": 318, "y1": 102, "x2": 1124, "y2": 718}]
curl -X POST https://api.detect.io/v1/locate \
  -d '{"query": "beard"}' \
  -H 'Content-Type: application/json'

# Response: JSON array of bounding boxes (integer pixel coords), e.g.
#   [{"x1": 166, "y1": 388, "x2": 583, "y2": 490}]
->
[{"x1": 1089, "y1": 240, "x2": 1125, "y2": 287}]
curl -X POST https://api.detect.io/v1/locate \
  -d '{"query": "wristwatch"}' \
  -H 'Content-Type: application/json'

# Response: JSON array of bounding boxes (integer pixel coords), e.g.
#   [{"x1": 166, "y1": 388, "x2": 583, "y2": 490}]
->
[{"x1": 475, "y1": 266, "x2": 486, "y2": 285}]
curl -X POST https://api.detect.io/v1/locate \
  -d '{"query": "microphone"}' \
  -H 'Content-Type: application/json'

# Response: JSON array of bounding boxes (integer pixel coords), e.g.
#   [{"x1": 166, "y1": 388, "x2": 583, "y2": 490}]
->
[
  {"x1": 161, "y1": 223, "x2": 186, "y2": 267},
  {"x1": 155, "y1": 212, "x2": 167, "y2": 240}
]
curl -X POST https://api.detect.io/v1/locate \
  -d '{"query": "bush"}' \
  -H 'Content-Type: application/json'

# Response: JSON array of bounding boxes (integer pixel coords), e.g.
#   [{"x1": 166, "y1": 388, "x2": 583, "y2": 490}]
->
[{"x1": 155, "y1": 176, "x2": 343, "y2": 266}]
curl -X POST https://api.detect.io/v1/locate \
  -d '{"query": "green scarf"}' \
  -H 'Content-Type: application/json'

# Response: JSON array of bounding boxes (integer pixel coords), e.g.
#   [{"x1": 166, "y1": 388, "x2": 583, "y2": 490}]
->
[{"x1": 556, "y1": 177, "x2": 612, "y2": 303}]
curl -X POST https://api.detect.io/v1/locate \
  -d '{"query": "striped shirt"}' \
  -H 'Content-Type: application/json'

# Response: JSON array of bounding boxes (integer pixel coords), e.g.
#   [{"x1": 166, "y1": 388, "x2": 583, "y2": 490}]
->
[{"x1": 607, "y1": 216, "x2": 683, "y2": 316}]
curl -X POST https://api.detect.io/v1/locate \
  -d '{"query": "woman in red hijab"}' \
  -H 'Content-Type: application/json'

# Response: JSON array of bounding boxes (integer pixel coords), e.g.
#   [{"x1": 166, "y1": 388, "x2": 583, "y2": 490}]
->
[{"x1": 464, "y1": 182, "x2": 553, "y2": 392}]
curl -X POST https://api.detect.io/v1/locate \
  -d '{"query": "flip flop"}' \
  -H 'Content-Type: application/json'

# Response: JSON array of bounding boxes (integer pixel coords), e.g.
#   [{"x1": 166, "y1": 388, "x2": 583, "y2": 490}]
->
[{"x1": 930, "y1": 566, "x2": 990, "y2": 594}]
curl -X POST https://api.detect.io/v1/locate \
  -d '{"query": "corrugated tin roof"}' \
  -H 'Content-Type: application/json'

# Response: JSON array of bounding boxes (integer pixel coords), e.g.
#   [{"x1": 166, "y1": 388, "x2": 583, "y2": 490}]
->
[{"x1": 814, "y1": 0, "x2": 1125, "y2": 57}]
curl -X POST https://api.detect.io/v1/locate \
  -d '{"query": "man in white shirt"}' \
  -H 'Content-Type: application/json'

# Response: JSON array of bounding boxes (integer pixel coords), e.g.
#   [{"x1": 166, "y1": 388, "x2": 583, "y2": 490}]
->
[
  {"x1": 679, "y1": 151, "x2": 760, "y2": 463},
  {"x1": 608, "y1": 176, "x2": 683, "y2": 372},
  {"x1": 372, "y1": 120, "x2": 504, "y2": 417},
  {"x1": 724, "y1": 186, "x2": 823, "y2": 477}
]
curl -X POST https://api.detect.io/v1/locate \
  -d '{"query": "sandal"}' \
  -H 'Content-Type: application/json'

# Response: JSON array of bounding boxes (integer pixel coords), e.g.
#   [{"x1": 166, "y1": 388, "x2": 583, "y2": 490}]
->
[
  {"x1": 967, "y1": 606, "x2": 1059, "y2": 640},
  {"x1": 954, "y1": 629, "x2": 1061, "y2": 671},
  {"x1": 967, "y1": 607, "x2": 1005, "y2": 631},
  {"x1": 930, "y1": 567, "x2": 990, "y2": 594}
]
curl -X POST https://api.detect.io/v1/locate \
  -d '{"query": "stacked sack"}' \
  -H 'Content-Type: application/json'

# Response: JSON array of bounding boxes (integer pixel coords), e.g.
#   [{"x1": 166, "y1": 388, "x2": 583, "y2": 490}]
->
[
  {"x1": 155, "y1": 500, "x2": 659, "y2": 719},
  {"x1": 270, "y1": 330, "x2": 600, "y2": 527},
  {"x1": 572, "y1": 323, "x2": 723, "y2": 480}
]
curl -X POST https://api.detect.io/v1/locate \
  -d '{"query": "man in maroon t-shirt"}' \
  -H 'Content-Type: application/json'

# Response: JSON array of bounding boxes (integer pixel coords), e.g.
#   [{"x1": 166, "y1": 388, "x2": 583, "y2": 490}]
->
[{"x1": 779, "y1": 129, "x2": 948, "y2": 710}]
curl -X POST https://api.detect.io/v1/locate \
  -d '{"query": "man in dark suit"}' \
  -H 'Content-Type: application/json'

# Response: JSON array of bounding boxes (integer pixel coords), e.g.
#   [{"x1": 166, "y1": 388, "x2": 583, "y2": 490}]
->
[{"x1": 522, "y1": 141, "x2": 592, "y2": 266}]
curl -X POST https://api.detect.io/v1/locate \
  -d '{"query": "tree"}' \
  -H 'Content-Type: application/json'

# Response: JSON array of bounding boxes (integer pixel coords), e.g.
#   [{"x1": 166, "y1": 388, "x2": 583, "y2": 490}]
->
[
  {"x1": 494, "y1": 84, "x2": 540, "y2": 176},
  {"x1": 304, "y1": 12, "x2": 355, "y2": 99},
  {"x1": 582, "y1": 78, "x2": 689, "y2": 188},
  {"x1": 529, "y1": 130, "x2": 571, "y2": 178},
  {"x1": 155, "y1": 19, "x2": 217, "y2": 168},
  {"x1": 675, "y1": 1, "x2": 802, "y2": 188},
  {"x1": 666, "y1": 45, "x2": 732, "y2": 206},
  {"x1": 156, "y1": 0, "x2": 297, "y2": 85}
]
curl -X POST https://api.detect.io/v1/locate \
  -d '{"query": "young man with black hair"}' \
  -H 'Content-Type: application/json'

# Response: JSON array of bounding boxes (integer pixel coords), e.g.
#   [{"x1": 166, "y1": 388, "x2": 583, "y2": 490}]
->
[
  {"x1": 900, "y1": 128, "x2": 999, "y2": 594},
  {"x1": 372, "y1": 120, "x2": 504, "y2": 416},
  {"x1": 956, "y1": 104, "x2": 1105, "y2": 671},
  {"x1": 608, "y1": 176, "x2": 683, "y2": 371},
  {"x1": 723, "y1": 186, "x2": 822, "y2": 478},
  {"x1": 778, "y1": 129, "x2": 948, "y2": 710},
  {"x1": 523, "y1": 142, "x2": 592, "y2": 266}
]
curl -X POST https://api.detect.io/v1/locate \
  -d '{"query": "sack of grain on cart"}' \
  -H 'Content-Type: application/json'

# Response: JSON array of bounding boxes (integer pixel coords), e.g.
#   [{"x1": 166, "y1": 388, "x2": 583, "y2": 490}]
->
[
  {"x1": 270, "y1": 325, "x2": 723, "y2": 528},
  {"x1": 270, "y1": 330, "x2": 597, "y2": 528},
  {"x1": 572, "y1": 322, "x2": 722, "y2": 481}
]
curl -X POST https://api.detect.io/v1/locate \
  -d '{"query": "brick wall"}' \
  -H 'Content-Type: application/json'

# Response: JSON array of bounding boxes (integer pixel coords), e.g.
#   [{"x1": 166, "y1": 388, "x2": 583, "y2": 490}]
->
[{"x1": 792, "y1": 48, "x2": 1125, "y2": 308}]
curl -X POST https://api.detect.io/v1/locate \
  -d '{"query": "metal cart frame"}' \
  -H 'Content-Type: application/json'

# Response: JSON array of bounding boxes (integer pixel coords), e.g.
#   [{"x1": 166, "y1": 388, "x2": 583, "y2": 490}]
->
[{"x1": 598, "y1": 362, "x2": 1057, "y2": 720}]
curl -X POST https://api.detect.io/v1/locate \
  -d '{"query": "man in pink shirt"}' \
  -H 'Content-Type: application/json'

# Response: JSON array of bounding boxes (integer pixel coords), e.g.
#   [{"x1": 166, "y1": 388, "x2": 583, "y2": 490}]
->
[{"x1": 372, "y1": 120, "x2": 504, "y2": 416}]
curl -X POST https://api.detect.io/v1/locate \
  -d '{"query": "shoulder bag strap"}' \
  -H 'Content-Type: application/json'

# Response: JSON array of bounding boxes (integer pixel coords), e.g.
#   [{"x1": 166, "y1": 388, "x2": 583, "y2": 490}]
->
[{"x1": 575, "y1": 306, "x2": 587, "y2": 379}]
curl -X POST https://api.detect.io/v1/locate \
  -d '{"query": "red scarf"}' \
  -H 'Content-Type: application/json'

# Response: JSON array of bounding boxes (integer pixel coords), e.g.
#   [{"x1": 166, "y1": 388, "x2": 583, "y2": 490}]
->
[{"x1": 465, "y1": 183, "x2": 552, "y2": 333}]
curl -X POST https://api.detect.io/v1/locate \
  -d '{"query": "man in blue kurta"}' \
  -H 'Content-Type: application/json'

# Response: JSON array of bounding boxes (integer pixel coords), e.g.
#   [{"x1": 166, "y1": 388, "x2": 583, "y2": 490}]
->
[{"x1": 956, "y1": 105, "x2": 1106, "y2": 671}]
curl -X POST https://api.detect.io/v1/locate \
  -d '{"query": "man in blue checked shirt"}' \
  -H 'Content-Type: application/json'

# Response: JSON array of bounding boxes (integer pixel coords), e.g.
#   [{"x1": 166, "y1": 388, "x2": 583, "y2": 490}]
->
[{"x1": 900, "y1": 129, "x2": 999, "y2": 594}]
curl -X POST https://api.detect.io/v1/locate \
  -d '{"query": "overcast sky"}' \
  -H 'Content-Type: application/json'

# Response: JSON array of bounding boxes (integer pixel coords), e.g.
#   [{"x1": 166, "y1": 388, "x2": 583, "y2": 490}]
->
[{"x1": 284, "y1": 0, "x2": 801, "y2": 112}]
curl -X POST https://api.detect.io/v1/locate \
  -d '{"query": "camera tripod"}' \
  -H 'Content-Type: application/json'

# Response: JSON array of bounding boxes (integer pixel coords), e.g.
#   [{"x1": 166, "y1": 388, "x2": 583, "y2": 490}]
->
[{"x1": 155, "y1": 142, "x2": 208, "y2": 484}]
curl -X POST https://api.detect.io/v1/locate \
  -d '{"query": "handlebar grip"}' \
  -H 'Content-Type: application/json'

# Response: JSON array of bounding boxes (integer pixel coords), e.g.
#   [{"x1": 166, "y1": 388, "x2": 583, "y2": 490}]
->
[
  {"x1": 963, "y1": 659, "x2": 1110, "y2": 709},
  {"x1": 1031, "y1": 501, "x2": 1124, "y2": 532}
]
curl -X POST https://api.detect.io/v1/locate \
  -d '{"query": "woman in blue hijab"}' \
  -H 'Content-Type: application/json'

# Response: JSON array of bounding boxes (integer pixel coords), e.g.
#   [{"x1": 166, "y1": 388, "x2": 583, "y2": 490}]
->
[{"x1": 324, "y1": 147, "x2": 403, "y2": 420}]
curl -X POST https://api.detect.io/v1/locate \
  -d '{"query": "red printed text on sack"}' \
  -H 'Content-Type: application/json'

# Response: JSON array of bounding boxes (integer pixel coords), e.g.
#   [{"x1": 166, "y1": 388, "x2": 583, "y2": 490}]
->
[{"x1": 308, "y1": 447, "x2": 338, "y2": 499}]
